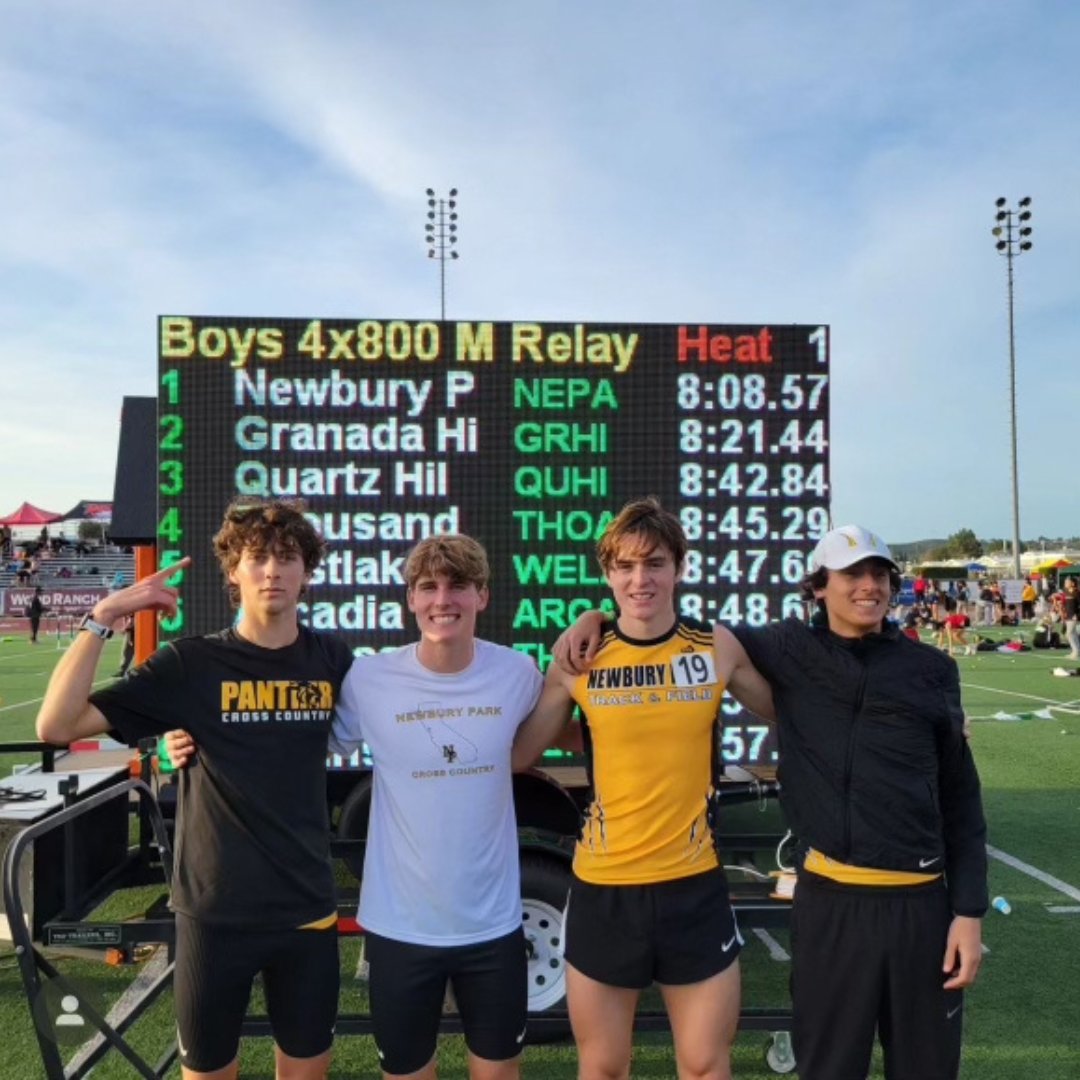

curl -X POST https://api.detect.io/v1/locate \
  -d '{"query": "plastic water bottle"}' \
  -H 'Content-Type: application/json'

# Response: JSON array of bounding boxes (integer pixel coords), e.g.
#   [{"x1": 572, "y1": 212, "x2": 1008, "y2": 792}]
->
[{"x1": 992, "y1": 895, "x2": 1011, "y2": 915}]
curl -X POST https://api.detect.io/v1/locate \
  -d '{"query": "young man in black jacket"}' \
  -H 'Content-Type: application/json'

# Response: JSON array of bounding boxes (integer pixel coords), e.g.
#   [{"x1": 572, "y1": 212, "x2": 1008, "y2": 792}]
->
[{"x1": 557, "y1": 524, "x2": 987, "y2": 1080}]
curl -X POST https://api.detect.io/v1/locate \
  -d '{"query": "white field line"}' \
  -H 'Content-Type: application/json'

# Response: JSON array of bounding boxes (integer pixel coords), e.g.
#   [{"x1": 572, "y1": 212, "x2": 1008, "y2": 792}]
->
[
  {"x1": 0, "y1": 694, "x2": 45, "y2": 713},
  {"x1": 751, "y1": 928, "x2": 790, "y2": 961},
  {"x1": 1046, "y1": 906, "x2": 1080, "y2": 914},
  {"x1": 0, "y1": 675, "x2": 115, "y2": 713},
  {"x1": 987, "y1": 845, "x2": 1080, "y2": 903},
  {"x1": 961, "y1": 681, "x2": 1080, "y2": 708}
]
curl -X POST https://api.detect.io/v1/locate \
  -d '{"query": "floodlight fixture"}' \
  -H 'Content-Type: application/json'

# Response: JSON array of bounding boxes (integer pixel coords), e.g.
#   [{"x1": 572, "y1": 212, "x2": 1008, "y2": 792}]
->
[
  {"x1": 424, "y1": 187, "x2": 461, "y2": 320},
  {"x1": 989, "y1": 196, "x2": 1035, "y2": 579}
]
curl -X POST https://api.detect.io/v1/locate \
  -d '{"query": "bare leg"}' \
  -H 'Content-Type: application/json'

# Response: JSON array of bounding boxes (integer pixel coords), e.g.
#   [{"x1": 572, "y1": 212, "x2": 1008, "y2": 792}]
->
[
  {"x1": 660, "y1": 962, "x2": 740, "y2": 1080},
  {"x1": 566, "y1": 963, "x2": 639, "y2": 1080},
  {"x1": 275, "y1": 1044, "x2": 334, "y2": 1080},
  {"x1": 467, "y1": 1050, "x2": 521, "y2": 1080}
]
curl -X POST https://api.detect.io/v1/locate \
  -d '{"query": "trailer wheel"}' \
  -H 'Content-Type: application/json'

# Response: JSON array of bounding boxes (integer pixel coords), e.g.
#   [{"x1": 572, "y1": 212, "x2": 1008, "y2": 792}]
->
[
  {"x1": 335, "y1": 777, "x2": 372, "y2": 878},
  {"x1": 521, "y1": 853, "x2": 572, "y2": 1043},
  {"x1": 764, "y1": 1031, "x2": 796, "y2": 1073}
]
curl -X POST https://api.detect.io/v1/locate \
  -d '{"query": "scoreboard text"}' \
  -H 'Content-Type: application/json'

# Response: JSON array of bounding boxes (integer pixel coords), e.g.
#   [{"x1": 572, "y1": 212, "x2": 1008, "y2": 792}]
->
[{"x1": 156, "y1": 316, "x2": 831, "y2": 766}]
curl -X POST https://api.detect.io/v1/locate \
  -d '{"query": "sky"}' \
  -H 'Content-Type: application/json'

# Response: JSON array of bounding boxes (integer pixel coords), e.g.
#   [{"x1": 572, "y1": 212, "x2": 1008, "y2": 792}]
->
[{"x1": 1, "y1": 0, "x2": 1077, "y2": 545}]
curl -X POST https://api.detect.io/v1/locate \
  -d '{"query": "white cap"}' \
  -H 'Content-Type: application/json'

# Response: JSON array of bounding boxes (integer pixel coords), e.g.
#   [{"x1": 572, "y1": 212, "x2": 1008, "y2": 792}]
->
[{"x1": 810, "y1": 525, "x2": 899, "y2": 573}]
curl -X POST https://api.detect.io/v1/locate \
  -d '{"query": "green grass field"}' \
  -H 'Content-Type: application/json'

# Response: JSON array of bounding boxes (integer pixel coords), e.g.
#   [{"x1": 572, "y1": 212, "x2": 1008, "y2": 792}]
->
[{"x1": 1, "y1": 628, "x2": 1079, "y2": 1078}]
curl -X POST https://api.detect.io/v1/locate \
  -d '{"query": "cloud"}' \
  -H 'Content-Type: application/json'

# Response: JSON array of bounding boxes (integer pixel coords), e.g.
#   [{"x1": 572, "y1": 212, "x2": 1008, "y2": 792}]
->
[{"x1": 0, "y1": 0, "x2": 1077, "y2": 539}]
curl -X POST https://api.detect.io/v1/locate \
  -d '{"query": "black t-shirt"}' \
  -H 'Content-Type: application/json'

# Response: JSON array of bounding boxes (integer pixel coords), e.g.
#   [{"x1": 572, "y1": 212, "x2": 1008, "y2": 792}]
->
[{"x1": 91, "y1": 626, "x2": 353, "y2": 929}]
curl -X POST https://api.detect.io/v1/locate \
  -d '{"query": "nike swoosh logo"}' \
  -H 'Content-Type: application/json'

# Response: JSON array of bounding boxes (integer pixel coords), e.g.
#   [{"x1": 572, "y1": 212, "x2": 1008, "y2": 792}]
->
[
  {"x1": 946, "y1": 1005, "x2": 962, "y2": 1020},
  {"x1": 516, "y1": 1026, "x2": 527, "y2": 1044},
  {"x1": 919, "y1": 856, "x2": 941, "y2": 868},
  {"x1": 176, "y1": 1027, "x2": 188, "y2": 1058},
  {"x1": 721, "y1": 933, "x2": 738, "y2": 952}
]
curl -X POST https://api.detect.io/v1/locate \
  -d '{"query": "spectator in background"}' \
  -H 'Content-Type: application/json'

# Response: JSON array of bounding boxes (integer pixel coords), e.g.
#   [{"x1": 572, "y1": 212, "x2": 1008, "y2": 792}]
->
[
  {"x1": 942, "y1": 611, "x2": 974, "y2": 657},
  {"x1": 1021, "y1": 579, "x2": 1037, "y2": 620},
  {"x1": 930, "y1": 591, "x2": 948, "y2": 638},
  {"x1": 956, "y1": 581, "x2": 969, "y2": 615},
  {"x1": 979, "y1": 584, "x2": 996, "y2": 627},
  {"x1": 990, "y1": 582, "x2": 1004, "y2": 624},
  {"x1": 1064, "y1": 578, "x2": 1080, "y2": 660},
  {"x1": 913, "y1": 575, "x2": 927, "y2": 604},
  {"x1": 113, "y1": 615, "x2": 136, "y2": 678},
  {"x1": 27, "y1": 586, "x2": 46, "y2": 644},
  {"x1": 1033, "y1": 618, "x2": 1063, "y2": 650}
]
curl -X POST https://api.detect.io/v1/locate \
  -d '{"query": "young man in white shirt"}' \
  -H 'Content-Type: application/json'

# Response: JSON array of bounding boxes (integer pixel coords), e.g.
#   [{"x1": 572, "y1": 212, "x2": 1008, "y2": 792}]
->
[{"x1": 168, "y1": 533, "x2": 574, "y2": 1080}]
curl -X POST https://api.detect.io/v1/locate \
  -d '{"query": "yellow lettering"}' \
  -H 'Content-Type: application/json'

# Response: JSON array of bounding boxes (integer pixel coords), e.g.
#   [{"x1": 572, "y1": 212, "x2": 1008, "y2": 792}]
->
[
  {"x1": 455, "y1": 322, "x2": 494, "y2": 362},
  {"x1": 161, "y1": 317, "x2": 196, "y2": 358},
  {"x1": 512, "y1": 323, "x2": 545, "y2": 362}
]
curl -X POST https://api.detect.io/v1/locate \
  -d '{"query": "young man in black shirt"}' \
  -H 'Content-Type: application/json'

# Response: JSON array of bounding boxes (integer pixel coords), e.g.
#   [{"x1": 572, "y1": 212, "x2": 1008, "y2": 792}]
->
[{"x1": 37, "y1": 500, "x2": 353, "y2": 1080}]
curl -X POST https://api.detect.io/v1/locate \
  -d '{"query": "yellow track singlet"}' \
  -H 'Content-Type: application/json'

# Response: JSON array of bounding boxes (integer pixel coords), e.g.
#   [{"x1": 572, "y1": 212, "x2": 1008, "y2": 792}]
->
[{"x1": 571, "y1": 619, "x2": 724, "y2": 885}]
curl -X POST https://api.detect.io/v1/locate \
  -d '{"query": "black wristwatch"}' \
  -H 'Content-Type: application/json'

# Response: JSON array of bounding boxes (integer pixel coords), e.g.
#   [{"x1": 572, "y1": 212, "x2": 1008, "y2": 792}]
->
[{"x1": 78, "y1": 614, "x2": 114, "y2": 640}]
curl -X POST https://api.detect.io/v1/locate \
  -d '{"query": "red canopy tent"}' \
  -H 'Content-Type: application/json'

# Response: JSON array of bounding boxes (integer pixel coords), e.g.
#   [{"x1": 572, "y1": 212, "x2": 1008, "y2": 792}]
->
[{"x1": 0, "y1": 502, "x2": 63, "y2": 526}]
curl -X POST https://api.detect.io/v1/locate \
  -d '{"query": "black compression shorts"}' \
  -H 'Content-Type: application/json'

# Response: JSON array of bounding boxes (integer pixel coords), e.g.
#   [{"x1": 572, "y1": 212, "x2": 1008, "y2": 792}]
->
[
  {"x1": 173, "y1": 913, "x2": 339, "y2": 1073},
  {"x1": 366, "y1": 927, "x2": 527, "y2": 1074}
]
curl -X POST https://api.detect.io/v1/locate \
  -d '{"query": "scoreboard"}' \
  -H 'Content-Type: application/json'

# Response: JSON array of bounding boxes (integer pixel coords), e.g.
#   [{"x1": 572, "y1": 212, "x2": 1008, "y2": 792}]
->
[{"x1": 156, "y1": 316, "x2": 830, "y2": 766}]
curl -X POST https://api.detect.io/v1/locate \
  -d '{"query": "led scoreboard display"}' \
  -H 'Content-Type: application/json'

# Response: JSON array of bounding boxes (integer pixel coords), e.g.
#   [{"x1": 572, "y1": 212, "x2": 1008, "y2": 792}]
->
[{"x1": 157, "y1": 316, "x2": 830, "y2": 767}]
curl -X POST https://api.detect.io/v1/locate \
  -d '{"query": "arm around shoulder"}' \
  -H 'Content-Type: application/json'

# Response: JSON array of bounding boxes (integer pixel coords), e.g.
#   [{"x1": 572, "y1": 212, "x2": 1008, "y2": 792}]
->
[
  {"x1": 511, "y1": 664, "x2": 577, "y2": 771},
  {"x1": 329, "y1": 661, "x2": 367, "y2": 758},
  {"x1": 715, "y1": 625, "x2": 776, "y2": 722}
]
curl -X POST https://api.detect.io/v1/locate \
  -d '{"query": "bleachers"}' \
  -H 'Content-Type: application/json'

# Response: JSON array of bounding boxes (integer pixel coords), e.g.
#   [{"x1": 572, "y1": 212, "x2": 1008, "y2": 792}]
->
[{"x1": 0, "y1": 548, "x2": 135, "y2": 592}]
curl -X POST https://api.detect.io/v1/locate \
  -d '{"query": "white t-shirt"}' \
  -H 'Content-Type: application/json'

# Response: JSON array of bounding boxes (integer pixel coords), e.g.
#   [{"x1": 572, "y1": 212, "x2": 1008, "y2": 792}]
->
[{"x1": 331, "y1": 640, "x2": 544, "y2": 946}]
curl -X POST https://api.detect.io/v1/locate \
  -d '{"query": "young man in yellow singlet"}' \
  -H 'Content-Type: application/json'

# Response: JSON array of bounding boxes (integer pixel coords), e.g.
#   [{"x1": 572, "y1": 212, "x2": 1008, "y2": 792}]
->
[{"x1": 514, "y1": 496, "x2": 773, "y2": 1080}]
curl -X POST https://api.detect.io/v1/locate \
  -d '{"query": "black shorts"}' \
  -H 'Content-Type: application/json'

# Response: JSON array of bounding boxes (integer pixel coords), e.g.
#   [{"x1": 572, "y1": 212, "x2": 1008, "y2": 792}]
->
[
  {"x1": 173, "y1": 913, "x2": 339, "y2": 1073},
  {"x1": 366, "y1": 928, "x2": 527, "y2": 1075},
  {"x1": 564, "y1": 866, "x2": 742, "y2": 989}
]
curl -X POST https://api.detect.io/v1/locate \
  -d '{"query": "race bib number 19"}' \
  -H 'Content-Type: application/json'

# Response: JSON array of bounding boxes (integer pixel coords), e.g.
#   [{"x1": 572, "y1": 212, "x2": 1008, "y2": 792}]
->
[{"x1": 671, "y1": 652, "x2": 717, "y2": 687}]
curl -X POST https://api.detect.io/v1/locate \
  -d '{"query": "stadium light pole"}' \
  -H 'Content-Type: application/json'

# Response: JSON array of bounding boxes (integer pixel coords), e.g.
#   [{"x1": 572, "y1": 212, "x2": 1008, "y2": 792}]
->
[
  {"x1": 425, "y1": 187, "x2": 459, "y2": 320},
  {"x1": 991, "y1": 196, "x2": 1033, "y2": 581}
]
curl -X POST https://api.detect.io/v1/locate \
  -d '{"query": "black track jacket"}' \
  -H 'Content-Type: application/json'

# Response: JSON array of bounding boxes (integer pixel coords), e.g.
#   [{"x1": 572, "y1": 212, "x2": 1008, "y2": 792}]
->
[{"x1": 735, "y1": 618, "x2": 988, "y2": 917}]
